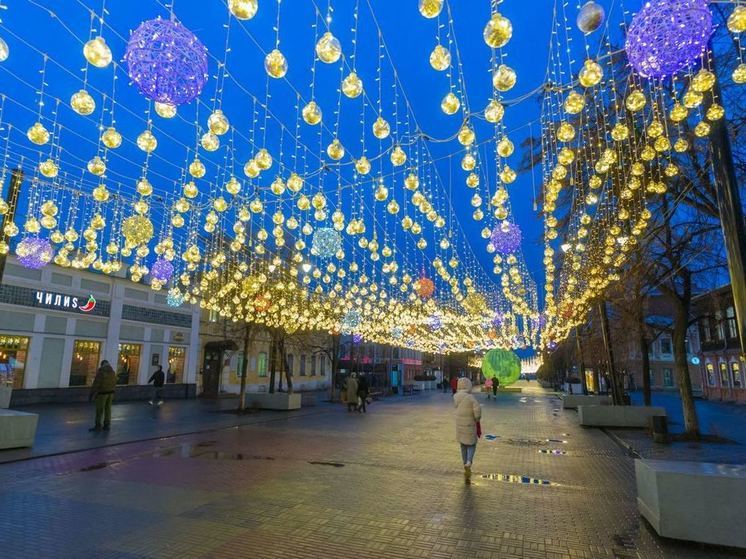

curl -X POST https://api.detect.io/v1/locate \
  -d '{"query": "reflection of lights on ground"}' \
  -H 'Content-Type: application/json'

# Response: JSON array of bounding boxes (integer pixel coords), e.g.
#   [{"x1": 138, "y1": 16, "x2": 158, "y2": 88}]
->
[
  {"x1": 546, "y1": 438, "x2": 568, "y2": 444},
  {"x1": 538, "y1": 449, "x2": 567, "y2": 455},
  {"x1": 481, "y1": 473, "x2": 556, "y2": 486}
]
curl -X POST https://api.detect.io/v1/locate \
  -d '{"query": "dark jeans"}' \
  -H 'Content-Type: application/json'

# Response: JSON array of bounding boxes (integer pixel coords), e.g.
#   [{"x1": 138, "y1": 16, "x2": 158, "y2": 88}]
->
[
  {"x1": 95, "y1": 393, "x2": 113, "y2": 427},
  {"x1": 152, "y1": 386, "x2": 163, "y2": 402},
  {"x1": 358, "y1": 394, "x2": 367, "y2": 412}
]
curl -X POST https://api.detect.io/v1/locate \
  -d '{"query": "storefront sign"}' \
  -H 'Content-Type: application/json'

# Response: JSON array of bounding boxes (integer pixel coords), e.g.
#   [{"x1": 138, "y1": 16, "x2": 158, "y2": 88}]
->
[{"x1": 34, "y1": 290, "x2": 96, "y2": 313}]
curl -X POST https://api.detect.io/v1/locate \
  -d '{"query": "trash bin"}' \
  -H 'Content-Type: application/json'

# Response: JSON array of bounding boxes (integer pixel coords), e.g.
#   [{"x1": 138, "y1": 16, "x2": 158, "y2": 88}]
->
[{"x1": 649, "y1": 415, "x2": 668, "y2": 443}]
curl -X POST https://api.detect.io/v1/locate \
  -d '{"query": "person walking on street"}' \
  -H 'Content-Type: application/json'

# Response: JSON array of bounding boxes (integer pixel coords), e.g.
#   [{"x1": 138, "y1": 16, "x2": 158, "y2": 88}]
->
[
  {"x1": 89, "y1": 360, "x2": 116, "y2": 431},
  {"x1": 450, "y1": 375, "x2": 459, "y2": 395},
  {"x1": 454, "y1": 377, "x2": 482, "y2": 483},
  {"x1": 492, "y1": 376, "x2": 499, "y2": 399},
  {"x1": 148, "y1": 365, "x2": 166, "y2": 406},
  {"x1": 357, "y1": 374, "x2": 369, "y2": 413},
  {"x1": 346, "y1": 373, "x2": 359, "y2": 412}
]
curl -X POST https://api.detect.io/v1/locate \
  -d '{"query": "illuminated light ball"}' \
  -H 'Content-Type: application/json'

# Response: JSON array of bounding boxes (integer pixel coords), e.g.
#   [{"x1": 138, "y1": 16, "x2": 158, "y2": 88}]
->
[
  {"x1": 302, "y1": 100, "x2": 322, "y2": 125},
  {"x1": 264, "y1": 48, "x2": 287, "y2": 78},
  {"x1": 457, "y1": 125, "x2": 475, "y2": 146},
  {"x1": 16, "y1": 237, "x2": 54, "y2": 269},
  {"x1": 564, "y1": 90, "x2": 585, "y2": 114},
  {"x1": 125, "y1": 18, "x2": 208, "y2": 105},
  {"x1": 419, "y1": 0, "x2": 443, "y2": 18},
  {"x1": 484, "y1": 99, "x2": 504, "y2": 123},
  {"x1": 429, "y1": 44, "x2": 451, "y2": 71},
  {"x1": 154, "y1": 101, "x2": 177, "y2": 118},
  {"x1": 626, "y1": 0, "x2": 713, "y2": 79},
  {"x1": 39, "y1": 159, "x2": 58, "y2": 178},
  {"x1": 207, "y1": 109, "x2": 230, "y2": 135},
  {"x1": 732, "y1": 63, "x2": 746, "y2": 84},
  {"x1": 327, "y1": 139, "x2": 345, "y2": 160},
  {"x1": 341, "y1": 309, "x2": 362, "y2": 334},
  {"x1": 490, "y1": 221, "x2": 522, "y2": 254},
  {"x1": 151, "y1": 257, "x2": 174, "y2": 282},
  {"x1": 462, "y1": 292, "x2": 486, "y2": 314},
  {"x1": 87, "y1": 156, "x2": 106, "y2": 176},
  {"x1": 229, "y1": 0, "x2": 258, "y2": 20},
  {"x1": 414, "y1": 277, "x2": 435, "y2": 299},
  {"x1": 441, "y1": 92, "x2": 461, "y2": 115},
  {"x1": 137, "y1": 129, "x2": 157, "y2": 152},
  {"x1": 372, "y1": 116, "x2": 391, "y2": 139},
  {"x1": 391, "y1": 326, "x2": 403, "y2": 339},
  {"x1": 355, "y1": 156, "x2": 371, "y2": 175},
  {"x1": 483, "y1": 12, "x2": 513, "y2": 48},
  {"x1": 122, "y1": 215, "x2": 154, "y2": 246},
  {"x1": 352, "y1": 333, "x2": 363, "y2": 344},
  {"x1": 0, "y1": 36, "x2": 9, "y2": 62},
  {"x1": 492, "y1": 64, "x2": 516, "y2": 92},
  {"x1": 577, "y1": 1, "x2": 605, "y2": 34},
  {"x1": 27, "y1": 122, "x2": 50, "y2": 145},
  {"x1": 201, "y1": 132, "x2": 220, "y2": 152},
  {"x1": 101, "y1": 126, "x2": 122, "y2": 149},
  {"x1": 427, "y1": 313, "x2": 443, "y2": 331},
  {"x1": 342, "y1": 72, "x2": 363, "y2": 98},
  {"x1": 70, "y1": 89, "x2": 96, "y2": 115},
  {"x1": 315, "y1": 32, "x2": 342, "y2": 64},
  {"x1": 497, "y1": 136, "x2": 514, "y2": 157},
  {"x1": 312, "y1": 227, "x2": 342, "y2": 258},
  {"x1": 578, "y1": 59, "x2": 603, "y2": 87},
  {"x1": 167, "y1": 288, "x2": 184, "y2": 307},
  {"x1": 729, "y1": 6, "x2": 746, "y2": 33},
  {"x1": 481, "y1": 348, "x2": 521, "y2": 386},
  {"x1": 83, "y1": 36, "x2": 113, "y2": 68}
]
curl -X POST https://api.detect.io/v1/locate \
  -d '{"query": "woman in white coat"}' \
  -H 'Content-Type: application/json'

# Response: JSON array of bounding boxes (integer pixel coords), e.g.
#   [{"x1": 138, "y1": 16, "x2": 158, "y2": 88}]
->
[{"x1": 453, "y1": 377, "x2": 482, "y2": 482}]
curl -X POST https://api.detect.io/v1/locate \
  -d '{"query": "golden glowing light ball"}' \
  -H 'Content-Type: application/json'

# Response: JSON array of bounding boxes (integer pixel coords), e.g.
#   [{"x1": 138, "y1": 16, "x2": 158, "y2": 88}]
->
[
  {"x1": 441, "y1": 92, "x2": 460, "y2": 115},
  {"x1": 122, "y1": 215, "x2": 154, "y2": 245},
  {"x1": 732, "y1": 63, "x2": 746, "y2": 84},
  {"x1": 0, "y1": 37, "x2": 8, "y2": 62},
  {"x1": 564, "y1": 91, "x2": 585, "y2": 114},
  {"x1": 728, "y1": 6, "x2": 746, "y2": 33},
  {"x1": 39, "y1": 159, "x2": 58, "y2": 178},
  {"x1": 136, "y1": 129, "x2": 158, "y2": 153},
  {"x1": 483, "y1": 12, "x2": 512, "y2": 48},
  {"x1": 372, "y1": 116, "x2": 391, "y2": 139},
  {"x1": 265, "y1": 49, "x2": 288, "y2": 78},
  {"x1": 27, "y1": 122, "x2": 50, "y2": 145},
  {"x1": 154, "y1": 101, "x2": 177, "y2": 118},
  {"x1": 418, "y1": 0, "x2": 443, "y2": 18},
  {"x1": 492, "y1": 64, "x2": 516, "y2": 92},
  {"x1": 83, "y1": 36, "x2": 113, "y2": 68},
  {"x1": 228, "y1": 0, "x2": 258, "y2": 20},
  {"x1": 342, "y1": 72, "x2": 363, "y2": 98},
  {"x1": 70, "y1": 89, "x2": 96, "y2": 115},
  {"x1": 355, "y1": 157, "x2": 371, "y2": 175},
  {"x1": 208, "y1": 109, "x2": 230, "y2": 135},
  {"x1": 578, "y1": 59, "x2": 603, "y2": 87},
  {"x1": 101, "y1": 127, "x2": 122, "y2": 149},
  {"x1": 327, "y1": 139, "x2": 345, "y2": 160},
  {"x1": 315, "y1": 32, "x2": 342, "y2": 64},
  {"x1": 201, "y1": 132, "x2": 220, "y2": 151},
  {"x1": 302, "y1": 101, "x2": 322, "y2": 125},
  {"x1": 429, "y1": 44, "x2": 451, "y2": 71},
  {"x1": 484, "y1": 99, "x2": 504, "y2": 123},
  {"x1": 390, "y1": 145, "x2": 407, "y2": 166},
  {"x1": 87, "y1": 156, "x2": 106, "y2": 176}
]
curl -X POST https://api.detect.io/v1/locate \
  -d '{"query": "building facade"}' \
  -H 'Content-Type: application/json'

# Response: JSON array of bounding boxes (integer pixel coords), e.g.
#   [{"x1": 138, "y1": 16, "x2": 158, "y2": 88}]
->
[
  {"x1": 0, "y1": 257, "x2": 200, "y2": 405},
  {"x1": 693, "y1": 285, "x2": 745, "y2": 402},
  {"x1": 337, "y1": 337, "x2": 425, "y2": 391},
  {"x1": 198, "y1": 310, "x2": 332, "y2": 396}
]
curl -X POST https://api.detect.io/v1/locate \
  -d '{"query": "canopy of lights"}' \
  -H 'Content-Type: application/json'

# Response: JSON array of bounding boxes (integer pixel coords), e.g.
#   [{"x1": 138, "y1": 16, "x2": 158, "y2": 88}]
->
[{"x1": 0, "y1": 0, "x2": 743, "y2": 354}]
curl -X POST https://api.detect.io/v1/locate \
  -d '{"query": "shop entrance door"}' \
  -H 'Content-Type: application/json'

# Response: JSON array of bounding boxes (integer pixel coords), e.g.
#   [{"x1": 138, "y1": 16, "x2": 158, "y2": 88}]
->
[{"x1": 201, "y1": 349, "x2": 222, "y2": 398}]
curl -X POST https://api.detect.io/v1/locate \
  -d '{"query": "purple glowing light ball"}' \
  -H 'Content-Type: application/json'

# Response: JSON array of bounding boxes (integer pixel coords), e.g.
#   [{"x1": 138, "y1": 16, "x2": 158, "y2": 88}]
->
[
  {"x1": 352, "y1": 333, "x2": 363, "y2": 344},
  {"x1": 16, "y1": 237, "x2": 54, "y2": 269},
  {"x1": 626, "y1": 0, "x2": 713, "y2": 79},
  {"x1": 490, "y1": 222, "x2": 522, "y2": 255},
  {"x1": 124, "y1": 18, "x2": 208, "y2": 106},
  {"x1": 151, "y1": 258, "x2": 174, "y2": 282}
]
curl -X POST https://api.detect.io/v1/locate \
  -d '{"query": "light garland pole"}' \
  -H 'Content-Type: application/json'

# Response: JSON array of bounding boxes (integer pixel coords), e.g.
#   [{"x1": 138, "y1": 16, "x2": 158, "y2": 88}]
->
[{"x1": 0, "y1": 167, "x2": 24, "y2": 286}]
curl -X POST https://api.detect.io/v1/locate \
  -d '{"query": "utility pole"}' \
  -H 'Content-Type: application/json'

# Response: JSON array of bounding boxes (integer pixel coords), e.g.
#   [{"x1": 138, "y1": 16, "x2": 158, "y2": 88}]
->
[
  {"x1": 598, "y1": 301, "x2": 624, "y2": 405},
  {"x1": 575, "y1": 326, "x2": 588, "y2": 395},
  {"x1": 0, "y1": 167, "x2": 24, "y2": 286},
  {"x1": 710, "y1": 78, "x2": 746, "y2": 357}
]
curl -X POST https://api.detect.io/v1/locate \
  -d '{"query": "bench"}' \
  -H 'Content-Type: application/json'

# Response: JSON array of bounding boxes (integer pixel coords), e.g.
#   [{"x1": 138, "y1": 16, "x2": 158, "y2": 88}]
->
[
  {"x1": 578, "y1": 405, "x2": 665, "y2": 427},
  {"x1": 0, "y1": 409, "x2": 39, "y2": 449},
  {"x1": 636, "y1": 459, "x2": 746, "y2": 549}
]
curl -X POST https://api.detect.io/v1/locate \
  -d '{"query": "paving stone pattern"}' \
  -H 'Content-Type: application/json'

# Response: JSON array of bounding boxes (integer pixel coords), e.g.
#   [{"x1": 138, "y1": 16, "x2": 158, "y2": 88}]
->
[{"x1": 0, "y1": 386, "x2": 742, "y2": 559}]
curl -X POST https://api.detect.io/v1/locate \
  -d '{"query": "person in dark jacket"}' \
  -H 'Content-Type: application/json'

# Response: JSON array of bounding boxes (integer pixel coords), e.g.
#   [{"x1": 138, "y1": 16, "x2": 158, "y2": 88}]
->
[
  {"x1": 492, "y1": 376, "x2": 499, "y2": 399},
  {"x1": 148, "y1": 365, "x2": 166, "y2": 406},
  {"x1": 89, "y1": 360, "x2": 116, "y2": 431},
  {"x1": 357, "y1": 374, "x2": 369, "y2": 413}
]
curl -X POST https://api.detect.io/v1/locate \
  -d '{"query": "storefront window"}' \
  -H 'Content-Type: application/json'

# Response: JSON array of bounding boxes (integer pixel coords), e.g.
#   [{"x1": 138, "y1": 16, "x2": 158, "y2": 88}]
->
[
  {"x1": 117, "y1": 343, "x2": 141, "y2": 385},
  {"x1": 706, "y1": 363, "x2": 716, "y2": 386},
  {"x1": 167, "y1": 346, "x2": 185, "y2": 383},
  {"x1": 719, "y1": 362, "x2": 729, "y2": 388},
  {"x1": 663, "y1": 368, "x2": 673, "y2": 387},
  {"x1": 69, "y1": 340, "x2": 101, "y2": 386},
  {"x1": 0, "y1": 336, "x2": 29, "y2": 389},
  {"x1": 732, "y1": 362, "x2": 742, "y2": 388}
]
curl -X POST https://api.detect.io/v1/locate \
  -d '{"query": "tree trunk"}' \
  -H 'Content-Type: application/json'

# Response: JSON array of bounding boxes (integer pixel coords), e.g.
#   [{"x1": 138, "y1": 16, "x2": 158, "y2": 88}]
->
[
  {"x1": 672, "y1": 295, "x2": 700, "y2": 438},
  {"x1": 268, "y1": 333, "x2": 276, "y2": 394},
  {"x1": 640, "y1": 332, "x2": 651, "y2": 407},
  {"x1": 238, "y1": 327, "x2": 251, "y2": 411},
  {"x1": 279, "y1": 337, "x2": 293, "y2": 394},
  {"x1": 329, "y1": 334, "x2": 340, "y2": 402}
]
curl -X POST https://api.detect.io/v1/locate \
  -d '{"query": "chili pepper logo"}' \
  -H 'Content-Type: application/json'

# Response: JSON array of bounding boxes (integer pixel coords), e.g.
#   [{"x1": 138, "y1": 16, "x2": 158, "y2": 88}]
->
[{"x1": 79, "y1": 295, "x2": 96, "y2": 313}]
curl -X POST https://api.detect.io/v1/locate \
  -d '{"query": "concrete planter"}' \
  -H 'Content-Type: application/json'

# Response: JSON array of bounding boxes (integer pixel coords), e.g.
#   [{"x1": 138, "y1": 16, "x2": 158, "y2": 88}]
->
[
  {"x1": 243, "y1": 392, "x2": 301, "y2": 410},
  {"x1": 636, "y1": 459, "x2": 746, "y2": 549},
  {"x1": 578, "y1": 405, "x2": 665, "y2": 427},
  {"x1": 562, "y1": 394, "x2": 611, "y2": 410},
  {"x1": 0, "y1": 409, "x2": 38, "y2": 449},
  {"x1": 0, "y1": 385, "x2": 12, "y2": 409}
]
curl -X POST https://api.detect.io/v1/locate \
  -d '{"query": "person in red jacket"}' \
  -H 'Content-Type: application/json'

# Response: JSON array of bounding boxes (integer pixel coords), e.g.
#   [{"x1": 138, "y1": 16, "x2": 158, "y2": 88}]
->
[{"x1": 450, "y1": 375, "x2": 459, "y2": 395}]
